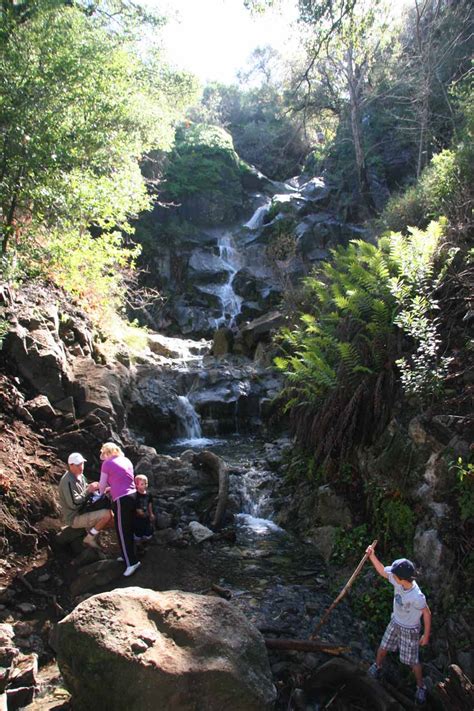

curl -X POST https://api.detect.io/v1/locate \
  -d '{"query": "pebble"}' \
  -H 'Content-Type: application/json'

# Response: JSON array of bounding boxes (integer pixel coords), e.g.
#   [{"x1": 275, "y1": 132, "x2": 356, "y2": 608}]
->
[{"x1": 38, "y1": 574, "x2": 50, "y2": 583}]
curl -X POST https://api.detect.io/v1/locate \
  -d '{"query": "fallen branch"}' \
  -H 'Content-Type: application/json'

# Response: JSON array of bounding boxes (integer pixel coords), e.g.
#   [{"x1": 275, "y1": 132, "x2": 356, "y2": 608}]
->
[
  {"x1": 17, "y1": 574, "x2": 65, "y2": 617},
  {"x1": 264, "y1": 638, "x2": 349, "y2": 655},
  {"x1": 310, "y1": 539, "x2": 377, "y2": 640},
  {"x1": 210, "y1": 583, "x2": 232, "y2": 600}
]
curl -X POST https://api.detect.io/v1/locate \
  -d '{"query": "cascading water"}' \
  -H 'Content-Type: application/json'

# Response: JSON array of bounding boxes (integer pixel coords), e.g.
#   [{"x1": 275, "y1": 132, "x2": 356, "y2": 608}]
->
[
  {"x1": 234, "y1": 466, "x2": 282, "y2": 534},
  {"x1": 198, "y1": 231, "x2": 244, "y2": 329},
  {"x1": 244, "y1": 200, "x2": 271, "y2": 230},
  {"x1": 175, "y1": 395, "x2": 214, "y2": 447}
]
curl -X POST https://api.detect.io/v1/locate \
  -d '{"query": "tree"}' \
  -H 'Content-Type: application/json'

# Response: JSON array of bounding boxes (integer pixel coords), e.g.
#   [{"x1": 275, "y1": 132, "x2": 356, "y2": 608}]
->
[
  {"x1": 397, "y1": 0, "x2": 473, "y2": 177},
  {"x1": 0, "y1": 0, "x2": 197, "y2": 256}
]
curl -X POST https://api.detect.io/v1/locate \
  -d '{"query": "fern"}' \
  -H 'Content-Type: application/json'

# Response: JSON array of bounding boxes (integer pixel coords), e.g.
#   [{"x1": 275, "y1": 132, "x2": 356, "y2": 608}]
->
[{"x1": 274, "y1": 220, "x2": 447, "y2": 473}]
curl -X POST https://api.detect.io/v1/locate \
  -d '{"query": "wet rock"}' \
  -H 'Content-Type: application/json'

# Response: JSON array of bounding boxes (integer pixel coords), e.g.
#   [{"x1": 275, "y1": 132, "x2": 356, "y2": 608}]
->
[
  {"x1": 237, "y1": 311, "x2": 284, "y2": 357},
  {"x1": 211, "y1": 326, "x2": 234, "y2": 356}
]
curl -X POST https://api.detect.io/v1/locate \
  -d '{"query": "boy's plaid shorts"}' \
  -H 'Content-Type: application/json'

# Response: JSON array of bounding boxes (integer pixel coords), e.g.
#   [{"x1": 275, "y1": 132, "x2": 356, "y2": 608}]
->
[{"x1": 380, "y1": 618, "x2": 420, "y2": 665}]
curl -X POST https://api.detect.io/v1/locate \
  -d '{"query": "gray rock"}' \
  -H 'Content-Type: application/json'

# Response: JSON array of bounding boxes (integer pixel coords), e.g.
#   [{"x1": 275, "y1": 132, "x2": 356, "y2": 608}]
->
[
  {"x1": 316, "y1": 485, "x2": 352, "y2": 527},
  {"x1": 413, "y1": 527, "x2": 454, "y2": 585},
  {"x1": 306, "y1": 526, "x2": 337, "y2": 563},
  {"x1": 57, "y1": 587, "x2": 276, "y2": 711},
  {"x1": 0, "y1": 626, "x2": 14, "y2": 647},
  {"x1": 188, "y1": 521, "x2": 214, "y2": 543}
]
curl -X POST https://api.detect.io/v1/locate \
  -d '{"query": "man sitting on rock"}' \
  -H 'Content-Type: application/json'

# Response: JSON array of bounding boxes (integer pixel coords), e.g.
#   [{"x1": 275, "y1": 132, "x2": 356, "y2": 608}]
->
[{"x1": 58, "y1": 452, "x2": 113, "y2": 549}]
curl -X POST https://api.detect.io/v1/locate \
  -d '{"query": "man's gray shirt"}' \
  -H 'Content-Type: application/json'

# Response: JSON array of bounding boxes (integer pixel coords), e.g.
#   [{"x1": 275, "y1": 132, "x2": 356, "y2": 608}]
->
[{"x1": 58, "y1": 471, "x2": 87, "y2": 525}]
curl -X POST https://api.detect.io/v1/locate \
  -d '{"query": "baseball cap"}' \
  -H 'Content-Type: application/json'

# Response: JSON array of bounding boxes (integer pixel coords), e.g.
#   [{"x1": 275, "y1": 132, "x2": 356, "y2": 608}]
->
[
  {"x1": 389, "y1": 558, "x2": 416, "y2": 581},
  {"x1": 68, "y1": 452, "x2": 86, "y2": 465}
]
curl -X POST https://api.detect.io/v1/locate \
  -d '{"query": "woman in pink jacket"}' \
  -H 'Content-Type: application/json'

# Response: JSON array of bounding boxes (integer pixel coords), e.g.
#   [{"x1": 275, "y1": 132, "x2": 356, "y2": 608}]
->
[{"x1": 99, "y1": 442, "x2": 140, "y2": 577}]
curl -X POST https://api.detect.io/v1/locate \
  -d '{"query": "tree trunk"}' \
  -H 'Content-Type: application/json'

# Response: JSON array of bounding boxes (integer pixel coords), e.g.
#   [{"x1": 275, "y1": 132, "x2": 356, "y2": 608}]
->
[{"x1": 345, "y1": 45, "x2": 371, "y2": 207}]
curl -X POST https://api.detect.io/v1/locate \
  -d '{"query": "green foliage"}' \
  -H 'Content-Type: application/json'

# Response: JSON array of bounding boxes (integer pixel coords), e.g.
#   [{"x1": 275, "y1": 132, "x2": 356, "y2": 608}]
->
[
  {"x1": 275, "y1": 222, "x2": 446, "y2": 470},
  {"x1": 373, "y1": 496, "x2": 415, "y2": 550},
  {"x1": 0, "y1": 317, "x2": 9, "y2": 350},
  {"x1": 45, "y1": 228, "x2": 140, "y2": 318},
  {"x1": 164, "y1": 123, "x2": 242, "y2": 201},
  {"x1": 382, "y1": 150, "x2": 461, "y2": 231},
  {"x1": 449, "y1": 457, "x2": 474, "y2": 522},
  {"x1": 351, "y1": 573, "x2": 393, "y2": 642},
  {"x1": 0, "y1": 0, "x2": 198, "y2": 319},
  {"x1": 390, "y1": 221, "x2": 454, "y2": 402},
  {"x1": 331, "y1": 524, "x2": 369, "y2": 565},
  {"x1": 188, "y1": 78, "x2": 312, "y2": 180},
  {"x1": 282, "y1": 448, "x2": 320, "y2": 485}
]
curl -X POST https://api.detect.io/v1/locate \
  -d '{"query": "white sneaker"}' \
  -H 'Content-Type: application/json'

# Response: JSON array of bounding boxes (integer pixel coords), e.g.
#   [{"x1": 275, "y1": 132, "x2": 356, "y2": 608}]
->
[
  {"x1": 116, "y1": 556, "x2": 124, "y2": 562},
  {"x1": 123, "y1": 561, "x2": 141, "y2": 577},
  {"x1": 83, "y1": 533, "x2": 101, "y2": 549}
]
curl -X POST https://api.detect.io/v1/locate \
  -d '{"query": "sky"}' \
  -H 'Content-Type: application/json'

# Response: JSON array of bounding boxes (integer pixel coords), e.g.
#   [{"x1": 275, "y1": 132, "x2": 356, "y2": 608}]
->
[
  {"x1": 151, "y1": 0, "x2": 411, "y2": 86},
  {"x1": 155, "y1": 0, "x2": 299, "y2": 84}
]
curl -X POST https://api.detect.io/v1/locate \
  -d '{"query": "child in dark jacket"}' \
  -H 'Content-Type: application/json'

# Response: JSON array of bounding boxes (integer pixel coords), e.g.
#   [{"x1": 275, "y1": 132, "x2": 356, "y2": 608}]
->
[{"x1": 133, "y1": 474, "x2": 155, "y2": 541}]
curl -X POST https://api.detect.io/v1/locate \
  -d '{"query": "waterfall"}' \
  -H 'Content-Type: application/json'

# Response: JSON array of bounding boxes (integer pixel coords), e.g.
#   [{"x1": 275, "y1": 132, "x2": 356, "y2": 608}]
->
[
  {"x1": 244, "y1": 202, "x2": 270, "y2": 230},
  {"x1": 176, "y1": 395, "x2": 204, "y2": 443},
  {"x1": 234, "y1": 467, "x2": 282, "y2": 533},
  {"x1": 198, "y1": 232, "x2": 244, "y2": 329}
]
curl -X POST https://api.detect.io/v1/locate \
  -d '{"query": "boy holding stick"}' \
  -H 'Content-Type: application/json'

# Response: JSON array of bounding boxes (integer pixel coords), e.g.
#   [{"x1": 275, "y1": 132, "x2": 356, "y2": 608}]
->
[{"x1": 366, "y1": 545, "x2": 431, "y2": 705}]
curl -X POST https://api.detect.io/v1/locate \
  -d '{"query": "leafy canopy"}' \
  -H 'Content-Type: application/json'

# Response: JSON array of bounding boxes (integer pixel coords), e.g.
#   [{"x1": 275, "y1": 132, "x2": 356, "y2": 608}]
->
[{"x1": 0, "y1": 0, "x2": 198, "y2": 319}]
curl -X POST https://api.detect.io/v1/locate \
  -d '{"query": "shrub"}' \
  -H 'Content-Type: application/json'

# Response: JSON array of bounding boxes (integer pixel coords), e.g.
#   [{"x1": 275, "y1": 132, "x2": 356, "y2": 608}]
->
[
  {"x1": 450, "y1": 457, "x2": 474, "y2": 523},
  {"x1": 164, "y1": 123, "x2": 242, "y2": 201},
  {"x1": 274, "y1": 222, "x2": 446, "y2": 472}
]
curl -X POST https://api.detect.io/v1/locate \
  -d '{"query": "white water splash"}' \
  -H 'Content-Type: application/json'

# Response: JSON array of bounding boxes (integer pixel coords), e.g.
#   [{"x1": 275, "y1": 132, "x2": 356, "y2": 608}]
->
[
  {"x1": 176, "y1": 395, "x2": 202, "y2": 439},
  {"x1": 199, "y1": 232, "x2": 244, "y2": 329},
  {"x1": 235, "y1": 513, "x2": 282, "y2": 534},
  {"x1": 244, "y1": 202, "x2": 271, "y2": 230}
]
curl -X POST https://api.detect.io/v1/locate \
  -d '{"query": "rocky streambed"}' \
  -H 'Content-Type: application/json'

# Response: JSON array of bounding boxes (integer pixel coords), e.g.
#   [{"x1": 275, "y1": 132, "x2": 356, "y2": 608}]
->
[{"x1": 1, "y1": 434, "x2": 379, "y2": 711}]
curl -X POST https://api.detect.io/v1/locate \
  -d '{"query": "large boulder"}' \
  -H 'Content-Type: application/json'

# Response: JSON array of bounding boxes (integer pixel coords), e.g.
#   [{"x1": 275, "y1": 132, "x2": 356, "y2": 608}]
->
[
  {"x1": 5, "y1": 324, "x2": 72, "y2": 403},
  {"x1": 56, "y1": 587, "x2": 276, "y2": 711}
]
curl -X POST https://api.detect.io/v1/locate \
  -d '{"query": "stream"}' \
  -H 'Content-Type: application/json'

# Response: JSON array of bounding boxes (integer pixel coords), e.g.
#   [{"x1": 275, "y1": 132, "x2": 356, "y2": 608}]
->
[{"x1": 153, "y1": 396, "x2": 376, "y2": 709}]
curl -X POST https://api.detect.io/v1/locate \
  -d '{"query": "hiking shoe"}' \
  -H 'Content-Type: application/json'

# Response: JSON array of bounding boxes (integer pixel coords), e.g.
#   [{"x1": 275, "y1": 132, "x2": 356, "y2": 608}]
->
[
  {"x1": 83, "y1": 533, "x2": 101, "y2": 549},
  {"x1": 415, "y1": 686, "x2": 427, "y2": 705},
  {"x1": 367, "y1": 663, "x2": 382, "y2": 680},
  {"x1": 123, "y1": 561, "x2": 141, "y2": 577}
]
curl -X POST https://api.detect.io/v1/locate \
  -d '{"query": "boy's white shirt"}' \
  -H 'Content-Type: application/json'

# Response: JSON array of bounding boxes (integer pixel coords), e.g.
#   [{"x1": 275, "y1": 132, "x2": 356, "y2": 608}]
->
[{"x1": 384, "y1": 567, "x2": 427, "y2": 628}]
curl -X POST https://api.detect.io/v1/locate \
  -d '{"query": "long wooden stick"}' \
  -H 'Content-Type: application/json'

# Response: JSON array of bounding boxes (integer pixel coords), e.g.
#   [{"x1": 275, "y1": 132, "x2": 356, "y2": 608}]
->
[{"x1": 310, "y1": 539, "x2": 377, "y2": 640}]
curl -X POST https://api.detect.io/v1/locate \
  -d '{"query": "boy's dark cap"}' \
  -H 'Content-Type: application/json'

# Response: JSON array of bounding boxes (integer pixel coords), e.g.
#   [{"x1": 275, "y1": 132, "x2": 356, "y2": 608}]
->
[{"x1": 389, "y1": 558, "x2": 416, "y2": 581}]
